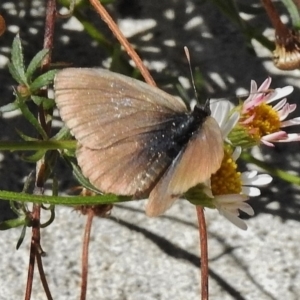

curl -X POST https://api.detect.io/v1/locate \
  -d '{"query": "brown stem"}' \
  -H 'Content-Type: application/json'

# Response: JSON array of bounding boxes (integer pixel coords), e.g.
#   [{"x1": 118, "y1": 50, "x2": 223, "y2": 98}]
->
[
  {"x1": 36, "y1": 248, "x2": 53, "y2": 300},
  {"x1": 25, "y1": 0, "x2": 57, "y2": 299},
  {"x1": 89, "y1": 0, "x2": 156, "y2": 87},
  {"x1": 80, "y1": 209, "x2": 94, "y2": 300},
  {"x1": 24, "y1": 204, "x2": 39, "y2": 300},
  {"x1": 196, "y1": 206, "x2": 209, "y2": 300},
  {"x1": 261, "y1": 0, "x2": 290, "y2": 38},
  {"x1": 41, "y1": 0, "x2": 57, "y2": 70},
  {"x1": 40, "y1": 0, "x2": 57, "y2": 136}
]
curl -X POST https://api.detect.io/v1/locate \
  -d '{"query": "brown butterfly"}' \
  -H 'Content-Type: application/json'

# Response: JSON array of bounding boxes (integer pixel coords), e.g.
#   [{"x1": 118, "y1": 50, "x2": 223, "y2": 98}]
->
[{"x1": 54, "y1": 68, "x2": 224, "y2": 216}]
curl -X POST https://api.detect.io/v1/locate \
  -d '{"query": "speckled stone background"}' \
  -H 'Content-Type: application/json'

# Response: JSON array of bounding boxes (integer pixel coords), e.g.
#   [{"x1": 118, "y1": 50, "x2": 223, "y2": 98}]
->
[{"x1": 1, "y1": 1, "x2": 300, "y2": 299}]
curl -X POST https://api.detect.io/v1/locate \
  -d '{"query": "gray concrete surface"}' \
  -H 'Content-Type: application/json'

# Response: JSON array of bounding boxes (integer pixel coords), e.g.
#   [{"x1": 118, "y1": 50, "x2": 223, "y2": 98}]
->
[{"x1": 1, "y1": 0, "x2": 300, "y2": 299}]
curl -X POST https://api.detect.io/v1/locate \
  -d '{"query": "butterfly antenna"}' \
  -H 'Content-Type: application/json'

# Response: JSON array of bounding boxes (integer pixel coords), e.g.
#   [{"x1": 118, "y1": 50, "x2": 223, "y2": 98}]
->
[{"x1": 184, "y1": 46, "x2": 199, "y2": 104}]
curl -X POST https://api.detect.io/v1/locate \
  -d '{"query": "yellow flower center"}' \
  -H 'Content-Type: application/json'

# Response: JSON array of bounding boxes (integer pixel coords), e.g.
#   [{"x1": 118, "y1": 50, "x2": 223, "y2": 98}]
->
[
  {"x1": 210, "y1": 147, "x2": 242, "y2": 195},
  {"x1": 242, "y1": 103, "x2": 281, "y2": 141}
]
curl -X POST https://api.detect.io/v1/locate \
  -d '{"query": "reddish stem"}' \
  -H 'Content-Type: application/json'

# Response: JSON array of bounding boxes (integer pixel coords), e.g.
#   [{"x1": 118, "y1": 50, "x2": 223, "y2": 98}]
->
[
  {"x1": 261, "y1": 0, "x2": 290, "y2": 38},
  {"x1": 196, "y1": 206, "x2": 209, "y2": 300},
  {"x1": 89, "y1": 0, "x2": 156, "y2": 87},
  {"x1": 80, "y1": 209, "x2": 94, "y2": 300},
  {"x1": 25, "y1": 0, "x2": 57, "y2": 299},
  {"x1": 24, "y1": 204, "x2": 40, "y2": 300}
]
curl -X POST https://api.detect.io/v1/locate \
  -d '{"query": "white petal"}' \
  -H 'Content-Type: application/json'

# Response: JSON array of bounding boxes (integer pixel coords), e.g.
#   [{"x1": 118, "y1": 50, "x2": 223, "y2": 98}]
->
[
  {"x1": 276, "y1": 134, "x2": 300, "y2": 142},
  {"x1": 266, "y1": 86, "x2": 294, "y2": 103},
  {"x1": 238, "y1": 202, "x2": 255, "y2": 215},
  {"x1": 219, "y1": 209, "x2": 248, "y2": 230},
  {"x1": 222, "y1": 111, "x2": 240, "y2": 138},
  {"x1": 241, "y1": 172, "x2": 272, "y2": 185},
  {"x1": 241, "y1": 171, "x2": 258, "y2": 182},
  {"x1": 252, "y1": 174, "x2": 273, "y2": 185},
  {"x1": 232, "y1": 146, "x2": 242, "y2": 161},
  {"x1": 214, "y1": 194, "x2": 248, "y2": 204},
  {"x1": 242, "y1": 186, "x2": 261, "y2": 196},
  {"x1": 281, "y1": 117, "x2": 300, "y2": 127}
]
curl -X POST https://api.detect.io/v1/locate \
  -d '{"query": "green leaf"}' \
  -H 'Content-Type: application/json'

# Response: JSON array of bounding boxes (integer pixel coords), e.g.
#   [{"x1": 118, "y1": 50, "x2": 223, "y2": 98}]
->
[
  {"x1": 31, "y1": 95, "x2": 55, "y2": 109},
  {"x1": 72, "y1": 162, "x2": 103, "y2": 193},
  {"x1": 0, "y1": 215, "x2": 29, "y2": 230},
  {"x1": 52, "y1": 126, "x2": 72, "y2": 140},
  {"x1": 30, "y1": 69, "x2": 57, "y2": 93},
  {"x1": 15, "y1": 128, "x2": 39, "y2": 141},
  {"x1": 281, "y1": 0, "x2": 300, "y2": 29},
  {"x1": 0, "y1": 102, "x2": 18, "y2": 114},
  {"x1": 8, "y1": 62, "x2": 25, "y2": 85},
  {"x1": 16, "y1": 93, "x2": 48, "y2": 140},
  {"x1": 16, "y1": 225, "x2": 27, "y2": 249},
  {"x1": 0, "y1": 190, "x2": 131, "y2": 206},
  {"x1": 10, "y1": 35, "x2": 27, "y2": 85},
  {"x1": 22, "y1": 149, "x2": 47, "y2": 162},
  {"x1": 26, "y1": 49, "x2": 50, "y2": 80}
]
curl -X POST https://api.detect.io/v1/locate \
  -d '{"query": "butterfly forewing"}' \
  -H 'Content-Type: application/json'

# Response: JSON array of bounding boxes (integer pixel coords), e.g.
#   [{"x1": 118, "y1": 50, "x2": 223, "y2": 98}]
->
[
  {"x1": 55, "y1": 68, "x2": 188, "y2": 195},
  {"x1": 55, "y1": 68, "x2": 187, "y2": 149}
]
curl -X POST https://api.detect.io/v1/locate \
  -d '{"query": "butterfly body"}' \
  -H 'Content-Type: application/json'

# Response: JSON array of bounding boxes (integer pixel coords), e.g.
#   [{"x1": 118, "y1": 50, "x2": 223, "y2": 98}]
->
[{"x1": 54, "y1": 68, "x2": 223, "y2": 216}]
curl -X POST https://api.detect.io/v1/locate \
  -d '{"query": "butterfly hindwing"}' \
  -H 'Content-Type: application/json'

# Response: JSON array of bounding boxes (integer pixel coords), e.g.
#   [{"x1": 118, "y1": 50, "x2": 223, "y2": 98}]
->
[{"x1": 146, "y1": 116, "x2": 224, "y2": 217}]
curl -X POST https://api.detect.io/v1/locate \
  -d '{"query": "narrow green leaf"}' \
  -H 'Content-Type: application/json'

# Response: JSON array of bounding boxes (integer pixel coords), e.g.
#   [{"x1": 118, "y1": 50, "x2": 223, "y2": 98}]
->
[
  {"x1": 52, "y1": 126, "x2": 72, "y2": 140},
  {"x1": 31, "y1": 95, "x2": 55, "y2": 109},
  {"x1": 0, "y1": 102, "x2": 18, "y2": 114},
  {"x1": 0, "y1": 190, "x2": 131, "y2": 206},
  {"x1": 22, "y1": 149, "x2": 47, "y2": 162},
  {"x1": 26, "y1": 49, "x2": 49, "y2": 80},
  {"x1": 8, "y1": 62, "x2": 25, "y2": 84},
  {"x1": 281, "y1": 0, "x2": 300, "y2": 29},
  {"x1": 0, "y1": 216, "x2": 28, "y2": 230},
  {"x1": 15, "y1": 128, "x2": 39, "y2": 141},
  {"x1": 10, "y1": 35, "x2": 27, "y2": 85},
  {"x1": 16, "y1": 93, "x2": 48, "y2": 140},
  {"x1": 30, "y1": 69, "x2": 57, "y2": 93},
  {"x1": 16, "y1": 225, "x2": 28, "y2": 249},
  {"x1": 70, "y1": 158, "x2": 103, "y2": 193}
]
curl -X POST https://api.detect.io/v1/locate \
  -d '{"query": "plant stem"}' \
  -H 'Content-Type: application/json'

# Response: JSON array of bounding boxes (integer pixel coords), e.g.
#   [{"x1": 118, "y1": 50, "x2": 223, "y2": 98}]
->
[
  {"x1": 80, "y1": 209, "x2": 94, "y2": 300},
  {"x1": 0, "y1": 140, "x2": 76, "y2": 151},
  {"x1": 89, "y1": 0, "x2": 156, "y2": 87},
  {"x1": 196, "y1": 206, "x2": 209, "y2": 300},
  {"x1": 261, "y1": 0, "x2": 290, "y2": 37},
  {"x1": 24, "y1": 203, "x2": 38, "y2": 300},
  {"x1": 25, "y1": 0, "x2": 57, "y2": 299}
]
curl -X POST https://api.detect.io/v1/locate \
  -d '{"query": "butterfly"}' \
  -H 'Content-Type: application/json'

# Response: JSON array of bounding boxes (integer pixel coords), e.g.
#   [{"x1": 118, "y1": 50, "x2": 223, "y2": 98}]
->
[{"x1": 54, "y1": 68, "x2": 224, "y2": 216}]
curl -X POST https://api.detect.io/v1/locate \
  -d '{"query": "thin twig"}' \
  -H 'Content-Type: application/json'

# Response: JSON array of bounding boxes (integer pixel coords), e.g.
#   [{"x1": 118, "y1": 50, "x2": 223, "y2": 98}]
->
[
  {"x1": 80, "y1": 209, "x2": 94, "y2": 300},
  {"x1": 196, "y1": 206, "x2": 209, "y2": 300},
  {"x1": 89, "y1": 0, "x2": 156, "y2": 87},
  {"x1": 36, "y1": 248, "x2": 53, "y2": 300},
  {"x1": 24, "y1": 204, "x2": 39, "y2": 300}
]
